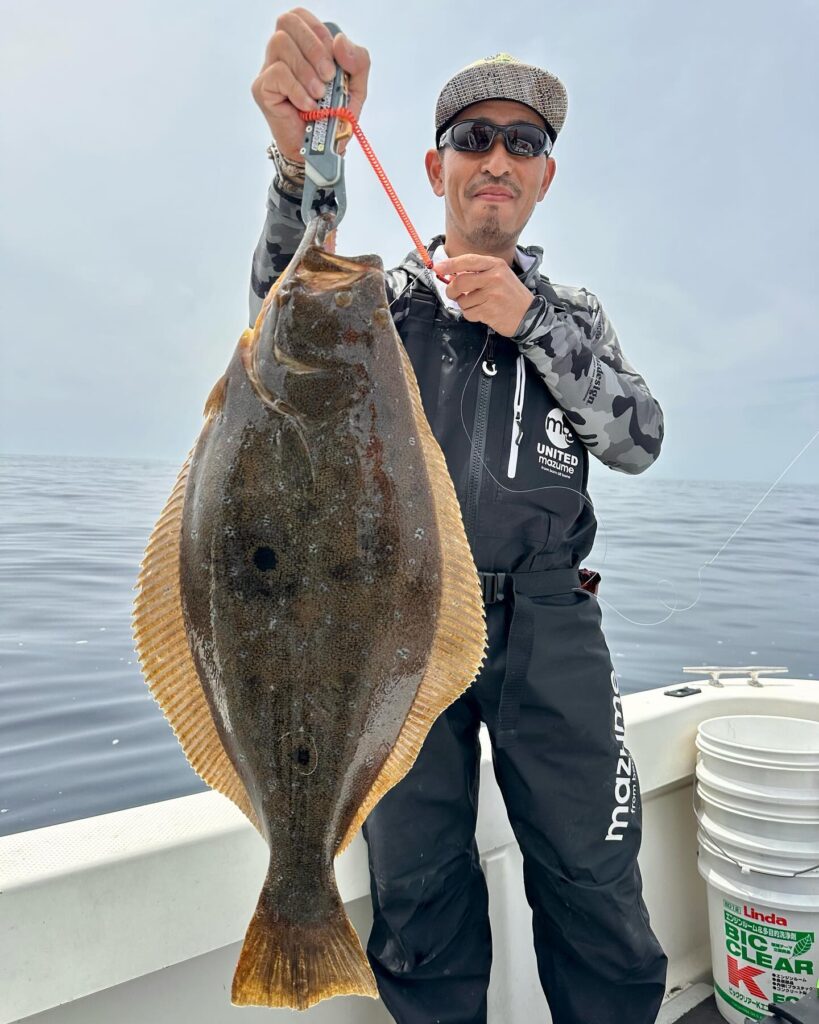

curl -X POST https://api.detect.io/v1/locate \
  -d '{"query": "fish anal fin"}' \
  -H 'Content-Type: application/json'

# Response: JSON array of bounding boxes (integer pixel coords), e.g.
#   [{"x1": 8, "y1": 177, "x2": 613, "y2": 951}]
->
[
  {"x1": 335, "y1": 340, "x2": 488, "y2": 858},
  {"x1": 132, "y1": 447, "x2": 264, "y2": 837}
]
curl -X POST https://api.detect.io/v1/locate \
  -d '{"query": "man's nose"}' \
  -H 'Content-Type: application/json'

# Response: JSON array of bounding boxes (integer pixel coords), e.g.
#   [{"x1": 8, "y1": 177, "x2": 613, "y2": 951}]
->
[{"x1": 479, "y1": 133, "x2": 514, "y2": 177}]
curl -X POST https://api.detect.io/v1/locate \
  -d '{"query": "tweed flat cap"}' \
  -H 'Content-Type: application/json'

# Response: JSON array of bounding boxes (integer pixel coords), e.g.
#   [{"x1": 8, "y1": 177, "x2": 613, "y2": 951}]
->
[{"x1": 435, "y1": 53, "x2": 568, "y2": 147}]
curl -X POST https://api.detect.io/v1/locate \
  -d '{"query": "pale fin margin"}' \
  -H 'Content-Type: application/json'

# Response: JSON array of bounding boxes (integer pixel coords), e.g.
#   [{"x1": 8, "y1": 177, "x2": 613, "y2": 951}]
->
[
  {"x1": 131, "y1": 445, "x2": 264, "y2": 836},
  {"x1": 335, "y1": 337, "x2": 489, "y2": 857},
  {"x1": 231, "y1": 865, "x2": 377, "y2": 1009}
]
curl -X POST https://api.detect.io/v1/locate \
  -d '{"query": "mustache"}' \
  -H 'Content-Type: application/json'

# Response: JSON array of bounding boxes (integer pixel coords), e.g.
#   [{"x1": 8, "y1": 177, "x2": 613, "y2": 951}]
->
[{"x1": 467, "y1": 177, "x2": 521, "y2": 198}]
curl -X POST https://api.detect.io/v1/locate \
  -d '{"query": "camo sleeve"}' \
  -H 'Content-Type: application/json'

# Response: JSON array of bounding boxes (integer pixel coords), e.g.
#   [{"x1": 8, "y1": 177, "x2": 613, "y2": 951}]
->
[
  {"x1": 248, "y1": 175, "x2": 337, "y2": 327},
  {"x1": 248, "y1": 175, "x2": 403, "y2": 327},
  {"x1": 511, "y1": 290, "x2": 664, "y2": 474}
]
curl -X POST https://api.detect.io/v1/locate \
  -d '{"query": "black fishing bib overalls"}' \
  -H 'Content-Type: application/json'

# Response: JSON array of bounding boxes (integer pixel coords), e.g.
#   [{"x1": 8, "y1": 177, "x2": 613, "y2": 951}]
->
[{"x1": 360, "y1": 280, "x2": 668, "y2": 1024}]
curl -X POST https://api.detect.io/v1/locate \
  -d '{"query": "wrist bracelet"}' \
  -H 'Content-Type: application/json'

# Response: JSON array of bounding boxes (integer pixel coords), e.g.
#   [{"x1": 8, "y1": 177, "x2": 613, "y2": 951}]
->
[{"x1": 266, "y1": 140, "x2": 306, "y2": 192}]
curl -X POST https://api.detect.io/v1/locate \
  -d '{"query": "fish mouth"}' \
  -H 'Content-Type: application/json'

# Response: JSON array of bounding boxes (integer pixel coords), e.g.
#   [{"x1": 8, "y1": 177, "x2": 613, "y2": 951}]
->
[{"x1": 291, "y1": 246, "x2": 383, "y2": 294}]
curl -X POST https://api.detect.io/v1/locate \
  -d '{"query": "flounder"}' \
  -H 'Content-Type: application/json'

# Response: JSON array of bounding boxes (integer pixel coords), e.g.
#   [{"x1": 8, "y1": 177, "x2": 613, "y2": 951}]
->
[{"x1": 132, "y1": 217, "x2": 488, "y2": 1009}]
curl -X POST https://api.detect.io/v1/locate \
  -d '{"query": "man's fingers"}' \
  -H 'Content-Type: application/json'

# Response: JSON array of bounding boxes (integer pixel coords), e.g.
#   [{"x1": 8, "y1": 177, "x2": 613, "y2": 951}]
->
[
  {"x1": 254, "y1": 60, "x2": 317, "y2": 115},
  {"x1": 264, "y1": 9, "x2": 334, "y2": 81},
  {"x1": 333, "y1": 33, "x2": 370, "y2": 119},
  {"x1": 253, "y1": 8, "x2": 369, "y2": 158},
  {"x1": 446, "y1": 269, "x2": 492, "y2": 301},
  {"x1": 457, "y1": 292, "x2": 488, "y2": 312},
  {"x1": 273, "y1": 31, "x2": 330, "y2": 100},
  {"x1": 289, "y1": 8, "x2": 336, "y2": 54},
  {"x1": 436, "y1": 254, "x2": 497, "y2": 276}
]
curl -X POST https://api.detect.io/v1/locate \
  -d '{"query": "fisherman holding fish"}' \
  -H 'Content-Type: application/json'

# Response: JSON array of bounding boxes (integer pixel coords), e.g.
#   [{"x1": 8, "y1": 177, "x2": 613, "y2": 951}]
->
[{"x1": 249, "y1": 9, "x2": 668, "y2": 1022}]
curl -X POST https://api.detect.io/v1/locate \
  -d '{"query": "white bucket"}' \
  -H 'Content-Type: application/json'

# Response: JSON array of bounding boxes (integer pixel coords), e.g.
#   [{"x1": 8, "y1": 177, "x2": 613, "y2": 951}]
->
[
  {"x1": 698, "y1": 783, "x2": 819, "y2": 844},
  {"x1": 697, "y1": 760, "x2": 819, "y2": 820},
  {"x1": 698, "y1": 810, "x2": 819, "y2": 872},
  {"x1": 696, "y1": 715, "x2": 819, "y2": 1023},
  {"x1": 697, "y1": 715, "x2": 819, "y2": 768},
  {"x1": 696, "y1": 743, "x2": 819, "y2": 795}
]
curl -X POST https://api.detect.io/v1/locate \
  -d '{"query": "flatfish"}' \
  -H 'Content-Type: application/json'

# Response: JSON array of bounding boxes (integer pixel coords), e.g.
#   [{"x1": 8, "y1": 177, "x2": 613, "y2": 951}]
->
[{"x1": 132, "y1": 217, "x2": 487, "y2": 1009}]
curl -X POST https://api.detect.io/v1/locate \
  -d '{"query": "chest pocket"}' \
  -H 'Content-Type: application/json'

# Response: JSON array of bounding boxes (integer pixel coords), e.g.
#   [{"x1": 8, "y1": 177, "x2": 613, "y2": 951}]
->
[{"x1": 492, "y1": 349, "x2": 588, "y2": 522}]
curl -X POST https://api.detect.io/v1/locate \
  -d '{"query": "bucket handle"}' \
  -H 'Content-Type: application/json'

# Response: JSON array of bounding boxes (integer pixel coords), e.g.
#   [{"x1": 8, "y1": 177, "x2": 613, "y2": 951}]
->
[{"x1": 692, "y1": 776, "x2": 819, "y2": 882}]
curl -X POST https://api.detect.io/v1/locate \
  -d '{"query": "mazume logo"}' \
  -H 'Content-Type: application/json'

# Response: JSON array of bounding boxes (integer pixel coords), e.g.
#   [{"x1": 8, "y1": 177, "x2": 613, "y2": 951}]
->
[{"x1": 605, "y1": 669, "x2": 637, "y2": 842}]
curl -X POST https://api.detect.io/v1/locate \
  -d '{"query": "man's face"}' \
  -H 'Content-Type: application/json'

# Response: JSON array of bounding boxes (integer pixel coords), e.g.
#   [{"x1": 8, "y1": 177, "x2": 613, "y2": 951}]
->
[{"x1": 425, "y1": 98, "x2": 557, "y2": 254}]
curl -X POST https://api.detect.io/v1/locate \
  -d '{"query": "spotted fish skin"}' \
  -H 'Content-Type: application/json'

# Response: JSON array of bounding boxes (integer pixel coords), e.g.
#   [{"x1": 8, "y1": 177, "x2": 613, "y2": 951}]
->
[
  {"x1": 177, "y1": 245, "x2": 466, "y2": 1007},
  {"x1": 183, "y1": 249, "x2": 439, "y2": 865}
]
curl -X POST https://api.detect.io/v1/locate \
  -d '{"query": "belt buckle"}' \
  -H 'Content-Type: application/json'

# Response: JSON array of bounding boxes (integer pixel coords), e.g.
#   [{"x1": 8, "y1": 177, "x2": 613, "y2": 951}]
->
[{"x1": 479, "y1": 571, "x2": 506, "y2": 604}]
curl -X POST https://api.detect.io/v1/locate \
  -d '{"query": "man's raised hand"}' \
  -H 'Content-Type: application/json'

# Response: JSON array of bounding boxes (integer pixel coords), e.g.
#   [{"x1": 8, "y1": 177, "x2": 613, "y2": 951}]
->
[{"x1": 251, "y1": 8, "x2": 370, "y2": 163}]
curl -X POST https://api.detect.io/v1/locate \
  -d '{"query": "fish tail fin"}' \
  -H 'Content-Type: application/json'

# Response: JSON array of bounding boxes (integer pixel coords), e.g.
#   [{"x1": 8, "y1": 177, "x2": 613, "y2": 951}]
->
[{"x1": 231, "y1": 867, "x2": 378, "y2": 1009}]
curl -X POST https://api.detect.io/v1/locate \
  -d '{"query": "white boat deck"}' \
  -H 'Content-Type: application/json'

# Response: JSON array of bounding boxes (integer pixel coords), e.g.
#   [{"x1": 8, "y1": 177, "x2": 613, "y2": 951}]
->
[{"x1": 1, "y1": 673, "x2": 816, "y2": 1024}]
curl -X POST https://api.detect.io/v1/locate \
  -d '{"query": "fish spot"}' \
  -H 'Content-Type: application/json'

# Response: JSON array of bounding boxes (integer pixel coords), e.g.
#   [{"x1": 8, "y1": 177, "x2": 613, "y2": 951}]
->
[
  {"x1": 335, "y1": 291, "x2": 353, "y2": 308},
  {"x1": 253, "y1": 547, "x2": 277, "y2": 571},
  {"x1": 280, "y1": 731, "x2": 318, "y2": 776},
  {"x1": 373, "y1": 307, "x2": 390, "y2": 328}
]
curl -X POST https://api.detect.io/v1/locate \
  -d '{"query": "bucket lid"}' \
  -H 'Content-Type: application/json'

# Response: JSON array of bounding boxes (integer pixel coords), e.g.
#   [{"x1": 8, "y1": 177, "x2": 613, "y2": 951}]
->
[
  {"x1": 696, "y1": 762, "x2": 819, "y2": 815},
  {"x1": 698, "y1": 715, "x2": 819, "y2": 758},
  {"x1": 696, "y1": 735, "x2": 819, "y2": 770}
]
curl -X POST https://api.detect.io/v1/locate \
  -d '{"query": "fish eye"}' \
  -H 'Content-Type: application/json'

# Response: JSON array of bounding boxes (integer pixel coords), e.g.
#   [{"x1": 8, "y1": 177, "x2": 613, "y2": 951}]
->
[
  {"x1": 294, "y1": 746, "x2": 311, "y2": 766},
  {"x1": 253, "y1": 547, "x2": 277, "y2": 571}
]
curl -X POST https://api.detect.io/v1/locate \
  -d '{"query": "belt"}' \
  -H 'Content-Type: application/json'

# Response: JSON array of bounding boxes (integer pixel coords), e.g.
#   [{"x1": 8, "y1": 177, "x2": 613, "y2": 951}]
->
[
  {"x1": 477, "y1": 567, "x2": 600, "y2": 603},
  {"x1": 477, "y1": 567, "x2": 583, "y2": 749}
]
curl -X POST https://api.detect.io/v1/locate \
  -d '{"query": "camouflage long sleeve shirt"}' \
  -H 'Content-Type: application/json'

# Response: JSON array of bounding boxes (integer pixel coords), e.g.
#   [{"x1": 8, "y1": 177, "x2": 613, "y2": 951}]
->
[{"x1": 249, "y1": 175, "x2": 664, "y2": 475}]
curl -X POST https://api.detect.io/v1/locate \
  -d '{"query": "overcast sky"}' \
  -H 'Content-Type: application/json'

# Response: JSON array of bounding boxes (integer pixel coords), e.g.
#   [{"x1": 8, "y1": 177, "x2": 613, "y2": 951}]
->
[{"x1": 1, "y1": 0, "x2": 817, "y2": 485}]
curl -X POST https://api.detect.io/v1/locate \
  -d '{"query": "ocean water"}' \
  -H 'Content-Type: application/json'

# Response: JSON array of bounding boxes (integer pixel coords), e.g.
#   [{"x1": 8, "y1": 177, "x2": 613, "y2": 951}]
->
[{"x1": 1, "y1": 452, "x2": 817, "y2": 839}]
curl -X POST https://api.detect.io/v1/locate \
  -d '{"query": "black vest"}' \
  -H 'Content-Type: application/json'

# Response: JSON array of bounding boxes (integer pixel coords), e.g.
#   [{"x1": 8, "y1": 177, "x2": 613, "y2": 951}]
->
[{"x1": 395, "y1": 277, "x2": 598, "y2": 573}]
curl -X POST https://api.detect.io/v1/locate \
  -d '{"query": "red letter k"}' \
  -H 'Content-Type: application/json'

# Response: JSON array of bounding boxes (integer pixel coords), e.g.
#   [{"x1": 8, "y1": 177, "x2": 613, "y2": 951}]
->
[{"x1": 727, "y1": 956, "x2": 766, "y2": 999}]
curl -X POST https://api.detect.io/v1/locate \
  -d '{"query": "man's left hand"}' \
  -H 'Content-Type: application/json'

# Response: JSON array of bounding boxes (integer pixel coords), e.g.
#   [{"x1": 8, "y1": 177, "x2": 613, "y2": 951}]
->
[{"x1": 433, "y1": 254, "x2": 535, "y2": 337}]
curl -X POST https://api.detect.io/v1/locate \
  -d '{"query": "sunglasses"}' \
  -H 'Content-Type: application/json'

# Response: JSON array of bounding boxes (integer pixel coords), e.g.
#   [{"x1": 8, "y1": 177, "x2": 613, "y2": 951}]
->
[{"x1": 439, "y1": 118, "x2": 553, "y2": 158}]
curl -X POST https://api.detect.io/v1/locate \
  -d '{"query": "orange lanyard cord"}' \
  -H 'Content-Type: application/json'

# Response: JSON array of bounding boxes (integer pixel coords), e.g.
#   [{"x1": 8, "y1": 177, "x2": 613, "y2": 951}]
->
[{"x1": 299, "y1": 107, "x2": 450, "y2": 284}]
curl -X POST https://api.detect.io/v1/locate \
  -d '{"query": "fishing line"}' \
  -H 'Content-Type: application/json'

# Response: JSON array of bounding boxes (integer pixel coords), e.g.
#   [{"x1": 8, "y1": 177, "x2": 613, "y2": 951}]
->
[{"x1": 452, "y1": 328, "x2": 818, "y2": 627}]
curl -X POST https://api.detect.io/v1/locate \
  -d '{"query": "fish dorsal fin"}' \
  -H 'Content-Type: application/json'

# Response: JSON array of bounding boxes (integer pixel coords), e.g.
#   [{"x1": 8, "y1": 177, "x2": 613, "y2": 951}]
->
[
  {"x1": 335, "y1": 339, "x2": 488, "y2": 858},
  {"x1": 132, "y1": 445, "x2": 264, "y2": 837}
]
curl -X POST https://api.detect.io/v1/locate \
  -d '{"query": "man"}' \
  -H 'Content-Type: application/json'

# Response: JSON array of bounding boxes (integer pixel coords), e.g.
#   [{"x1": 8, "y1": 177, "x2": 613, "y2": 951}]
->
[{"x1": 249, "y1": 10, "x2": 668, "y2": 1024}]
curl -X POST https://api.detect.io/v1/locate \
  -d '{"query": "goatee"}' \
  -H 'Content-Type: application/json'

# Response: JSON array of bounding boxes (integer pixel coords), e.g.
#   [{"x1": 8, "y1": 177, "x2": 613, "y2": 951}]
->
[{"x1": 465, "y1": 210, "x2": 517, "y2": 252}]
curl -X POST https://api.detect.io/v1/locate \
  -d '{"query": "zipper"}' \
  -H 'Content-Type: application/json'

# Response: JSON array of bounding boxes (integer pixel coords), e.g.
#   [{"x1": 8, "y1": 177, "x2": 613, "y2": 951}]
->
[
  {"x1": 481, "y1": 331, "x2": 497, "y2": 377},
  {"x1": 464, "y1": 328, "x2": 495, "y2": 539},
  {"x1": 506, "y1": 354, "x2": 526, "y2": 478}
]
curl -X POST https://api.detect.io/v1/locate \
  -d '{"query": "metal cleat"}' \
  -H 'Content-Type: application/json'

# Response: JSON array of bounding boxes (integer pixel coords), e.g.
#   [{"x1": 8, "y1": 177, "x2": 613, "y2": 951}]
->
[{"x1": 681, "y1": 665, "x2": 789, "y2": 688}]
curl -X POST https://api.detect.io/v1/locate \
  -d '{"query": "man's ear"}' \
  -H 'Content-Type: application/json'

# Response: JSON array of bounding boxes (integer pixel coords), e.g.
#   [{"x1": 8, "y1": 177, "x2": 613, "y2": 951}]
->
[
  {"x1": 425, "y1": 148, "x2": 445, "y2": 197},
  {"x1": 537, "y1": 157, "x2": 557, "y2": 202}
]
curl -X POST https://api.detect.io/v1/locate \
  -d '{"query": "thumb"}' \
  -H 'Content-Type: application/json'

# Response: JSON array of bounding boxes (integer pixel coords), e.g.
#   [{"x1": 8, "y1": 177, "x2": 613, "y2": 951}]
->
[{"x1": 332, "y1": 33, "x2": 370, "y2": 121}]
